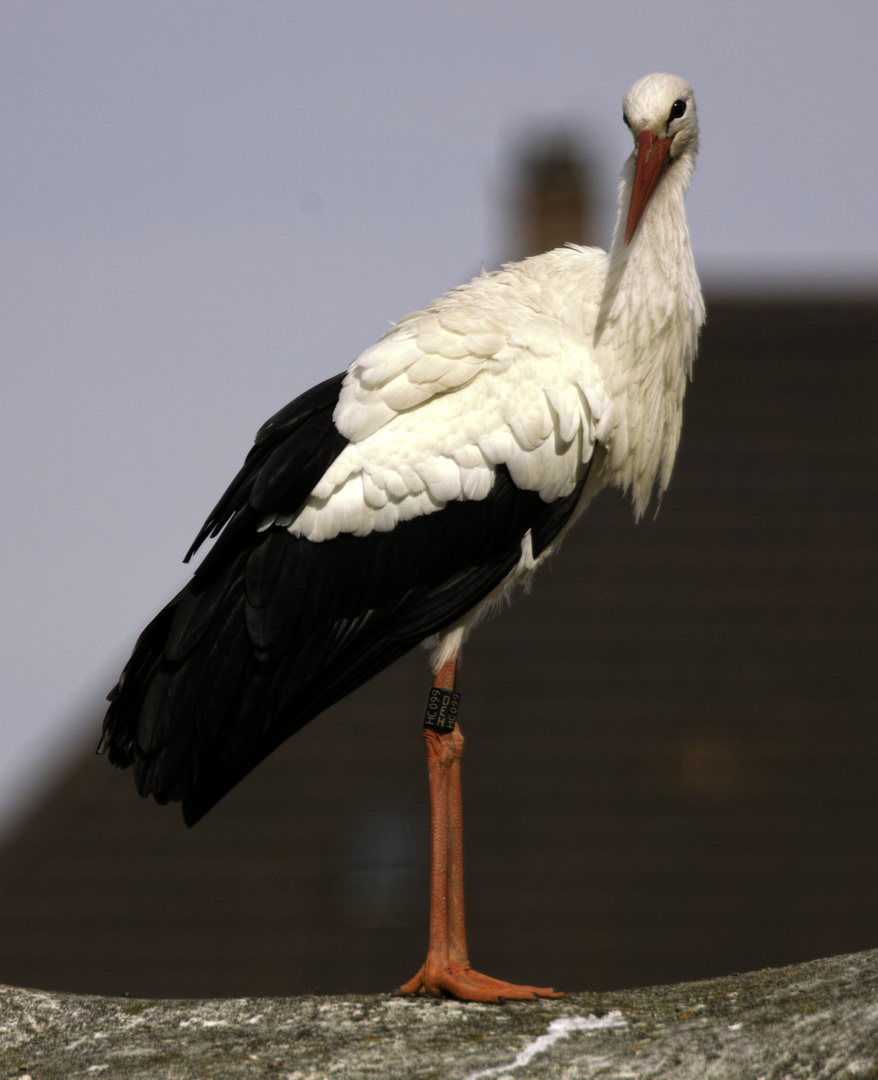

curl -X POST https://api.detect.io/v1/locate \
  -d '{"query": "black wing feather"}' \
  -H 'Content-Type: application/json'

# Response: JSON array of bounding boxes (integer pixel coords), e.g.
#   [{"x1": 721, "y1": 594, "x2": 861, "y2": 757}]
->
[
  {"x1": 184, "y1": 371, "x2": 349, "y2": 570},
  {"x1": 101, "y1": 372, "x2": 590, "y2": 826}
]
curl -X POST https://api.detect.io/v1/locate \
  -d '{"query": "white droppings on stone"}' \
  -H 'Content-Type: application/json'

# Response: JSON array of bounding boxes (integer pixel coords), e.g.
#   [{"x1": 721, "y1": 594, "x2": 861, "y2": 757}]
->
[
  {"x1": 728, "y1": 1022, "x2": 743, "y2": 1031},
  {"x1": 463, "y1": 1012, "x2": 627, "y2": 1079}
]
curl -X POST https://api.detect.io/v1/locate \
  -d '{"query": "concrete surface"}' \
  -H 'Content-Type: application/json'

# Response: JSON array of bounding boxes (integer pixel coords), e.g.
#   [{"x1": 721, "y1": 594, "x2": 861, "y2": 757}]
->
[{"x1": 2, "y1": 947, "x2": 877, "y2": 1078}]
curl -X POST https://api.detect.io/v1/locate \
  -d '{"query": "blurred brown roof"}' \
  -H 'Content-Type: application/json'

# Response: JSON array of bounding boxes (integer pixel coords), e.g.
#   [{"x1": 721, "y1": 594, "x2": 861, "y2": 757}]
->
[{"x1": 0, "y1": 298, "x2": 876, "y2": 999}]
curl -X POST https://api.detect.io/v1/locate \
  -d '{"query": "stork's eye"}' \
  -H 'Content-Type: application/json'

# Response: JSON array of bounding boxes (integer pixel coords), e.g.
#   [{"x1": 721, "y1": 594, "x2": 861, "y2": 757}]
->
[
  {"x1": 622, "y1": 111, "x2": 631, "y2": 128},
  {"x1": 668, "y1": 99, "x2": 687, "y2": 122}
]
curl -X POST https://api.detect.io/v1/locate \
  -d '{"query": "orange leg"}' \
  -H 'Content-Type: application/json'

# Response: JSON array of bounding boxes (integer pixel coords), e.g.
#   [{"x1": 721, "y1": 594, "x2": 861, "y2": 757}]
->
[{"x1": 398, "y1": 657, "x2": 563, "y2": 1002}]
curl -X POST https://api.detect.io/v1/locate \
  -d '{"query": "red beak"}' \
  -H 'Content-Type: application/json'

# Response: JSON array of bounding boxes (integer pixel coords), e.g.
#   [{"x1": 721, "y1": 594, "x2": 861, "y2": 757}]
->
[{"x1": 624, "y1": 130, "x2": 673, "y2": 245}]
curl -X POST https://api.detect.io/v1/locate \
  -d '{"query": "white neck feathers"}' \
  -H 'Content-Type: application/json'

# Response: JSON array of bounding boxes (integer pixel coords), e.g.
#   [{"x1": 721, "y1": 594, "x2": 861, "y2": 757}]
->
[{"x1": 594, "y1": 150, "x2": 704, "y2": 518}]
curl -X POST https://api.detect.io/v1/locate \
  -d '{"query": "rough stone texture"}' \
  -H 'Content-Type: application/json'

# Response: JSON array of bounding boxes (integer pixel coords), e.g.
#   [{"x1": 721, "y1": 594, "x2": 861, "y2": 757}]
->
[{"x1": 2, "y1": 948, "x2": 877, "y2": 1079}]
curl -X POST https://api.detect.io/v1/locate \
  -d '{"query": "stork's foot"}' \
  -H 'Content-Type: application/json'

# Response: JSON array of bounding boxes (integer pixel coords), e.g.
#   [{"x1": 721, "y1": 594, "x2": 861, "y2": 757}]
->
[{"x1": 398, "y1": 961, "x2": 563, "y2": 1002}]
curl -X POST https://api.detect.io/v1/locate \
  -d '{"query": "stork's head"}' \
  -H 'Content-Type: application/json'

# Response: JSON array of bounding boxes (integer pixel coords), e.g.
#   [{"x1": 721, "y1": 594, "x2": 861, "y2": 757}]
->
[{"x1": 622, "y1": 73, "x2": 698, "y2": 245}]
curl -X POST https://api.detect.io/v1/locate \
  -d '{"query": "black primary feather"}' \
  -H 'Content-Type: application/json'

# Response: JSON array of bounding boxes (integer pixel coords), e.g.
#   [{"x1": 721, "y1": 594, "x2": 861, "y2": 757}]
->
[{"x1": 100, "y1": 372, "x2": 589, "y2": 826}]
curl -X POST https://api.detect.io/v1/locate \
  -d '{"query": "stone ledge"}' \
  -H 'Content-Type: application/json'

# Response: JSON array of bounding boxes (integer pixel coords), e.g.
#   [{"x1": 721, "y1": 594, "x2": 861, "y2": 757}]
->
[{"x1": 2, "y1": 948, "x2": 877, "y2": 1079}]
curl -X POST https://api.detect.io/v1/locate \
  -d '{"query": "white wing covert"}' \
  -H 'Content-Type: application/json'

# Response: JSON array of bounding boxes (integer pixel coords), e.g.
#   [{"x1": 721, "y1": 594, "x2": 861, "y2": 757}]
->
[{"x1": 273, "y1": 251, "x2": 611, "y2": 543}]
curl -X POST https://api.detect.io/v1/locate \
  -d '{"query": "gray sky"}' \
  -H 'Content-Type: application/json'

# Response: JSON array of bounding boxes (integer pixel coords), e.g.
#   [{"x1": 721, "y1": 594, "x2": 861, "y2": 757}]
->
[{"x1": 1, "y1": 0, "x2": 876, "y2": 834}]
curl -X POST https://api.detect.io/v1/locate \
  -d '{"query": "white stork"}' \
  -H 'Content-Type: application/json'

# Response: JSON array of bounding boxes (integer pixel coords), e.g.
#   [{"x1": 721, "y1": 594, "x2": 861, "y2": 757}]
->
[{"x1": 100, "y1": 72, "x2": 704, "y2": 1002}]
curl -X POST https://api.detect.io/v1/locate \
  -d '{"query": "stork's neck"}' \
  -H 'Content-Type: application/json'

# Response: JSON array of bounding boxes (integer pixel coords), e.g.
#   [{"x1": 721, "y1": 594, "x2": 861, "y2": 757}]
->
[{"x1": 594, "y1": 150, "x2": 705, "y2": 518}]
